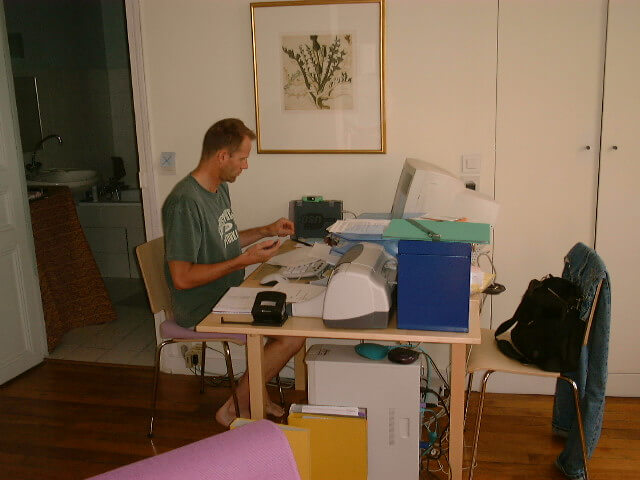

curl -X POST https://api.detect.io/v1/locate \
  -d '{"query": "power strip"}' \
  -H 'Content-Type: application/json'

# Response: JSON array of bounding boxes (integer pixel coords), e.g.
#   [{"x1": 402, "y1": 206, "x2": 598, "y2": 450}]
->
[{"x1": 181, "y1": 344, "x2": 203, "y2": 368}]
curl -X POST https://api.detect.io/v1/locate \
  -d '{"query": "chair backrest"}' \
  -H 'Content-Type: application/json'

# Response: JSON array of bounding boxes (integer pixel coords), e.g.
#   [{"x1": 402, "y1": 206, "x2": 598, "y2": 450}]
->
[
  {"x1": 136, "y1": 237, "x2": 172, "y2": 315},
  {"x1": 582, "y1": 279, "x2": 603, "y2": 347},
  {"x1": 563, "y1": 242, "x2": 609, "y2": 349}
]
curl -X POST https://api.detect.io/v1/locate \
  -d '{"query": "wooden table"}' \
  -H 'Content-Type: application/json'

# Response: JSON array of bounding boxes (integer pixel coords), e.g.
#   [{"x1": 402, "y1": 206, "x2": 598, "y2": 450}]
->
[{"x1": 197, "y1": 252, "x2": 481, "y2": 480}]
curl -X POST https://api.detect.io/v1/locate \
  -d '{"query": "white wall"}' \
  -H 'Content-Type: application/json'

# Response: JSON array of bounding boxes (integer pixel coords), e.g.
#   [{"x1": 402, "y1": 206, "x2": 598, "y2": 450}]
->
[
  {"x1": 139, "y1": 0, "x2": 498, "y2": 226},
  {"x1": 138, "y1": 0, "x2": 498, "y2": 374}
]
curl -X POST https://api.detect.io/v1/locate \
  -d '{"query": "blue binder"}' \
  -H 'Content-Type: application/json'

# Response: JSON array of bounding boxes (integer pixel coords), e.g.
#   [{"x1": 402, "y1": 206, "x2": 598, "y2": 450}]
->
[{"x1": 397, "y1": 240, "x2": 471, "y2": 332}]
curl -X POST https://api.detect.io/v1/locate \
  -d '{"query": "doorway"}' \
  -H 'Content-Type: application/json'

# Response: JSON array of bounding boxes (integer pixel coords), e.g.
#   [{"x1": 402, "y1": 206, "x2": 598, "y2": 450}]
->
[{"x1": 4, "y1": 0, "x2": 154, "y2": 365}]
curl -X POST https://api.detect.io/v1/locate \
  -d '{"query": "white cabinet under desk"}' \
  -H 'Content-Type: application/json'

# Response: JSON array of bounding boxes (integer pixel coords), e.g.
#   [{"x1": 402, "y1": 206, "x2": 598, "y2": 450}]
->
[{"x1": 76, "y1": 202, "x2": 145, "y2": 278}]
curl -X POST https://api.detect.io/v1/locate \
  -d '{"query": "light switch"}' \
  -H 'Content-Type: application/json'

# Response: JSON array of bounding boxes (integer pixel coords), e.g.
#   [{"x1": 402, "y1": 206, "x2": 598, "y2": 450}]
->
[
  {"x1": 160, "y1": 152, "x2": 176, "y2": 174},
  {"x1": 462, "y1": 154, "x2": 481, "y2": 174}
]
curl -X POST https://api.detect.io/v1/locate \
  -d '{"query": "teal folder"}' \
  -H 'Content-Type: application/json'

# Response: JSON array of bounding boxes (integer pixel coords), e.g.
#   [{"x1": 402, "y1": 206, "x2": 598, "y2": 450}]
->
[{"x1": 382, "y1": 219, "x2": 490, "y2": 244}]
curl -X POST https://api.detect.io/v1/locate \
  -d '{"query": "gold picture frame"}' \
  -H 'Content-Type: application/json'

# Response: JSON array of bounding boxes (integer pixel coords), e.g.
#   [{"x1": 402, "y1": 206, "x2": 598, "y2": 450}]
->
[{"x1": 250, "y1": 0, "x2": 386, "y2": 153}]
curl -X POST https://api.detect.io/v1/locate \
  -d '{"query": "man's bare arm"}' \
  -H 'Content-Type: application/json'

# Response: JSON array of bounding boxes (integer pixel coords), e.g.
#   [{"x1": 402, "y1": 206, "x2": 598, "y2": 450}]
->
[{"x1": 168, "y1": 240, "x2": 281, "y2": 290}]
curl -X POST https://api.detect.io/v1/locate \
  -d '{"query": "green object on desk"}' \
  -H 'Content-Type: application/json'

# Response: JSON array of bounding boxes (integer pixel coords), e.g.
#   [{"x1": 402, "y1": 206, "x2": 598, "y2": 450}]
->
[{"x1": 383, "y1": 218, "x2": 490, "y2": 244}]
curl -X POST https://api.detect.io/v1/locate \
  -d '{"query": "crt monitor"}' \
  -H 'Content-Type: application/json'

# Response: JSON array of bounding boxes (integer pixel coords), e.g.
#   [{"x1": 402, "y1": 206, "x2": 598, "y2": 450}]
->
[{"x1": 390, "y1": 158, "x2": 499, "y2": 225}]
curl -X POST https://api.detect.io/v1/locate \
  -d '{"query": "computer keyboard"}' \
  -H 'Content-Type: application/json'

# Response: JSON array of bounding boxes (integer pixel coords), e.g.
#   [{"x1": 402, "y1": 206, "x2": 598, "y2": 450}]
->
[{"x1": 279, "y1": 259, "x2": 328, "y2": 279}]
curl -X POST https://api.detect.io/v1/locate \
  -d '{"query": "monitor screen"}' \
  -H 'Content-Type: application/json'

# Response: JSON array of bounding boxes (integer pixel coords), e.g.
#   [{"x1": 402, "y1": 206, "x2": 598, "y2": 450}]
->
[
  {"x1": 389, "y1": 158, "x2": 499, "y2": 225},
  {"x1": 389, "y1": 160, "x2": 415, "y2": 219}
]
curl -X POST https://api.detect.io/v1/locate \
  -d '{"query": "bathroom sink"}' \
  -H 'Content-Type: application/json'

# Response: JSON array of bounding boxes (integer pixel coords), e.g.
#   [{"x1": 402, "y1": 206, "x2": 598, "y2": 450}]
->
[{"x1": 27, "y1": 169, "x2": 99, "y2": 192}]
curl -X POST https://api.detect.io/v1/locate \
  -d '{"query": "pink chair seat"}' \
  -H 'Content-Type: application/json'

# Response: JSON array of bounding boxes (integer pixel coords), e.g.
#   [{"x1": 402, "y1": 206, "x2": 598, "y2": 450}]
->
[{"x1": 159, "y1": 316, "x2": 245, "y2": 343}]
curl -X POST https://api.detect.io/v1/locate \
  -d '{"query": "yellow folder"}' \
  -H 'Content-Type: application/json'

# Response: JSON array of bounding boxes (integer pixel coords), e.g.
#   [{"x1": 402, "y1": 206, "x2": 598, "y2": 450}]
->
[
  {"x1": 230, "y1": 418, "x2": 310, "y2": 480},
  {"x1": 288, "y1": 412, "x2": 367, "y2": 480}
]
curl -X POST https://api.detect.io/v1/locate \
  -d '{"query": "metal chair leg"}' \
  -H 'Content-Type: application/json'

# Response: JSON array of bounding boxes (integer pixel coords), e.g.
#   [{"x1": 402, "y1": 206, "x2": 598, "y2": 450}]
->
[
  {"x1": 200, "y1": 342, "x2": 207, "y2": 394},
  {"x1": 469, "y1": 370, "x2": 494, "y2": 480},
  {"x1": 560, "y1": 375, "x2": 590, "y2": 480},
  {"x1": 464, "y1": 372, "x2": 474, "y2": 429},
  {"x1": 148, "y1": 339, "x2": 175, "y2": 438},
  {"x1": 222, "y1": 341, "x2": 240, "y2": 418},
  {"x1": 275, "y1": 374, "x2": 285, "y2": 408}
]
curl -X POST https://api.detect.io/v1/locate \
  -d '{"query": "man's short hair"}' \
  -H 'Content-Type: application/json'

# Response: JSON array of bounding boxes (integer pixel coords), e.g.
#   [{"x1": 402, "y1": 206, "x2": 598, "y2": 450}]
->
[{"x1": 201, "y1": 118, "x2": 256, "y2": 159}]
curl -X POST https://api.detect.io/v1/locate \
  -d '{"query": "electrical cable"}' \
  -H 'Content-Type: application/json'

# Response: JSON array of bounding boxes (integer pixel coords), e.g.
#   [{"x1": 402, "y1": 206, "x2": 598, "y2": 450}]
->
[
  {"x1": 418, "y1": 348, "x2": 450, "y2": 395},
  {"x1": 423, "y1": 388, "x2": 450, "y2": 465},
  {"x1": 477, "y1": 250, "x2": 506, "y2": 312}
]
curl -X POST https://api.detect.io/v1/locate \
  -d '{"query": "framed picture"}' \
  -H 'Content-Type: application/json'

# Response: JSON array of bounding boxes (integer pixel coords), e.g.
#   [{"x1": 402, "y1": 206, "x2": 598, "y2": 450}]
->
[{"x1": 250, "y1": 0, "x2": 386, "y2": 153}]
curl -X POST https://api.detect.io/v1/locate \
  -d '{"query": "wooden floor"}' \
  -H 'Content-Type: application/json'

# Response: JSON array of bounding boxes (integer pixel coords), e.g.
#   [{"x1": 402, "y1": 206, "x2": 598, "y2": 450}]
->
[{"x1": 0, "y1": 360, "x2": 638, "y2": 480}]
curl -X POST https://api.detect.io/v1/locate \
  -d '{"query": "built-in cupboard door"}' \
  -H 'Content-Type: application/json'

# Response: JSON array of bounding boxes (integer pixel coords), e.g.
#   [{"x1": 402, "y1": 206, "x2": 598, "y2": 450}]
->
[
  {"x1": 0, "y1": 5, "x2": 47, "y2": 384},
  {"x1": 491, "y1": 0, "x2": 607, "y2": 393},
  {"x1": 596, "y1": 0, "x2": 640, "y2": 396}
]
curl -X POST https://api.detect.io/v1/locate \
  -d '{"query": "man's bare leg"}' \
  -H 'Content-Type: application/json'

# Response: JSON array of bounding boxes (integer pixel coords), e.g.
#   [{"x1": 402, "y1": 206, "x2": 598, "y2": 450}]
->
[{"x1": 215, "y1": 335, "x2": 305, "y2": 427}]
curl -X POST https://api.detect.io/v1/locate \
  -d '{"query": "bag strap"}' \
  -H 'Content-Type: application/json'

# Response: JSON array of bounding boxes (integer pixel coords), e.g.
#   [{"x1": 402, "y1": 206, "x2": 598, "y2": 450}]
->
[
  {"x1": 495, "y1": 338, "x2": 529, "y2": 364},
  {"x1": 494, "y1": 316, "x2": 531, "y2": 364},
  {"x1": 494, "y1": 316, "x2": 517, "y2": 337}
]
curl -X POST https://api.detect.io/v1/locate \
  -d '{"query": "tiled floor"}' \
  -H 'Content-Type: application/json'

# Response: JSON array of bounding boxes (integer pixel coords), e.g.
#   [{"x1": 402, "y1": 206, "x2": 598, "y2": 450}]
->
[{"x1": 47, "y1": 278, "x2": 156, "y2": 366}]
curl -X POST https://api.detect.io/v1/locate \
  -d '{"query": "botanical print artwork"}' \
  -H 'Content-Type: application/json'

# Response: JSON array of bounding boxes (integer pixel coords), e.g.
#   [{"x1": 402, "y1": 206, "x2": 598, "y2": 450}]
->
[{"x1": 282, "y1": 33, "x2": 353, "y2": 110}]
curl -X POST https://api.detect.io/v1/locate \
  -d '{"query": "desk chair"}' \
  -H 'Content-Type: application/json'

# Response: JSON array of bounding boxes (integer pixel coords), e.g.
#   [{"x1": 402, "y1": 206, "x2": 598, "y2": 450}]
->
[
  {"x1": 137, "y1": 237, "x2": 246, "y2": 436},
  {"x1": 466, "y1": 248, "x2": 606, "y2": 480}
]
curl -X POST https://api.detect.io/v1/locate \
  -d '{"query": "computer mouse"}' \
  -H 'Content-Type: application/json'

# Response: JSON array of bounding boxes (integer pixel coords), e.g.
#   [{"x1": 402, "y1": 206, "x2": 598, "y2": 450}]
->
[
  {"x1": 355, "y1": 343, "x2": 391, "y2": 360},
  {"x1": 388, "y1": 347, "x2": 420, "y2": 364},
  {"x1": 259, "y1": 273, "x2": 289, "y2": 286}
]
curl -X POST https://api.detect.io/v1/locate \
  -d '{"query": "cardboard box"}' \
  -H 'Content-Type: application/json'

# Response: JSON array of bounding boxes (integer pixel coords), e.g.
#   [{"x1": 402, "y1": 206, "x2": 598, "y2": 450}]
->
[
  {"x1": 230, "y1": 418, "x2": 310, "y2": 480},
  {"x1": 288, "y1": 410, "x2": 367, "y2": 480}
]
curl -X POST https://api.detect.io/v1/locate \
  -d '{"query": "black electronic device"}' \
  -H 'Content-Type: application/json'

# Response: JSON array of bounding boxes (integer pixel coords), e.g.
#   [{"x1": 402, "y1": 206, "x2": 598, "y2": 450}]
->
[
  {"x1": 289, "y1": 199, "x2": 343, "y2": 239},
  {"x1": 388, "y1": 347, "x2": 420, "y2": 364},
  {"x1": 251, "y1": 291, "x2": 288, "y2": 326}
]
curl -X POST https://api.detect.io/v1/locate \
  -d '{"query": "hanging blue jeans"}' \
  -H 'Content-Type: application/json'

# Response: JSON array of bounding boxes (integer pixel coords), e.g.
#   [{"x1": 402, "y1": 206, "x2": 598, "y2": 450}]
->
[{"x1": 552, "y1": 242, "x2": 611, "y2": 479}]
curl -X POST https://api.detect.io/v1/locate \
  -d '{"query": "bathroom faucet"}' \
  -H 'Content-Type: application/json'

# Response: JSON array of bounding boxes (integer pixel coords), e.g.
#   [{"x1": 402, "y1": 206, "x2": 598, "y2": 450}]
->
[{"x1": 27, "y1": 134, "x2": 63, "y2": 172}]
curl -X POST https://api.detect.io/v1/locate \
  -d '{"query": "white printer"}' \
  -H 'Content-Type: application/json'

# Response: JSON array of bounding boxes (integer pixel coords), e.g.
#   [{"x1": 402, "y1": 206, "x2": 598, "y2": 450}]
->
[{"x1": 291, "y1": 243, "x2": 397, "y2": 328}]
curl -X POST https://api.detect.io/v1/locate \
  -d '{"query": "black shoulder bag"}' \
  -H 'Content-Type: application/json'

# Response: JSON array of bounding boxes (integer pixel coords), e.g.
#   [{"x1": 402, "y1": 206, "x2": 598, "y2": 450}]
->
[{"x1": 495, "y1": 275, "x2": 584, "y2": 372}]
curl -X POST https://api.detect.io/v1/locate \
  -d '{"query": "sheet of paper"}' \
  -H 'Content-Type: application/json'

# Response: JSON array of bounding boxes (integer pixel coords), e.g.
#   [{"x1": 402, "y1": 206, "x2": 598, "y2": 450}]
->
[
  {"x1": 211, "y1": 287, "x2": 266, "y2": 314},
  {"x1": 327, "y1": 219, "x2": 390, "y2": 235},
  {"x1": 267, "y1": 247, "x2": 315, "y2": 267},
  {"x1": 212, "y1": 285, "x2": 325, "y2": 314},
  {"x1": 310, "y1": 242, "x2": 331, "y2": 259},
  {"x1": 268, "y1": 243, "x2": 337, "y2": 267},
  {"x1": 272, "y1": 283, "x2": 326, "y2": 303}
]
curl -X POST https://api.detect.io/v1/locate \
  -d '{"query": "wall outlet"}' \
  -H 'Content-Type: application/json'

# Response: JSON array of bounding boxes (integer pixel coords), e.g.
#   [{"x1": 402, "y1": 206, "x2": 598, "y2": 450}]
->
[
  {"x1": 461, "y1": 174, "x2": 480, "y2": 191},
  {"x1": 461, "y1": 153, "x2": 481, "y2": 190},
  {"x1": 182, "y1": 344, "x2": 203, "y2": 368}
]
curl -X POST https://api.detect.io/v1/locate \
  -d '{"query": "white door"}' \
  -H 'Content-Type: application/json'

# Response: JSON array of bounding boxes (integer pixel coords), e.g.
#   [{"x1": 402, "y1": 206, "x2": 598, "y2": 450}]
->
[
  {"x1": 0, "y1": 4, "x2": 47, "y2": 384},
  {"x1": 596, "y1": 0, "x2": 640, "y2": 396},
  {"x1": 491, "y1": 0, "x2": 607, "y2": 393}
]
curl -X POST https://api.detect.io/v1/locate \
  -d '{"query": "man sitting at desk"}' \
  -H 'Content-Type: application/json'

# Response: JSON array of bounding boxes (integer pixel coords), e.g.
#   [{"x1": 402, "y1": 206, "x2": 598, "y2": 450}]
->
[{"x1": 162, "y1": 118, "x2": 305, "y2": 427}]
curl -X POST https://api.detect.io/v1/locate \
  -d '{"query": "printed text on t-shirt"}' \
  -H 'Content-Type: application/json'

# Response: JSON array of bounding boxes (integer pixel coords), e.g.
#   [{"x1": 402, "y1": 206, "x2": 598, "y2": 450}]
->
[{"x1": 218, "y1": 208, "x2": 239, "y2": 247}]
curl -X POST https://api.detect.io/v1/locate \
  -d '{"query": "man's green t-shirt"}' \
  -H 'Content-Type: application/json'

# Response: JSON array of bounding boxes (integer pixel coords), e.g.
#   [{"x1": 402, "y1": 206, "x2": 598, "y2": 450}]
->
[{"x1": 162, "y1": 176, "x2": 244, "y2": 328}]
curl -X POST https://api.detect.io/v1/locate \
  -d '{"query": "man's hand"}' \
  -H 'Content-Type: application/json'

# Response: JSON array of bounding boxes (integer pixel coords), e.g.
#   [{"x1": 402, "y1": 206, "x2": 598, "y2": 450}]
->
[
  {"x1": 266, "y1": 217, "x2": 295, "y2": 237},
  {"x1": 242, "y1": 238, "x2": 281, "y2": 265},
  {"x1": 239, "y1": 217, "x2": 295, "y2": 248}
]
